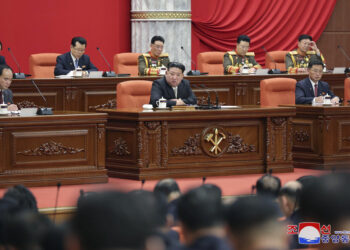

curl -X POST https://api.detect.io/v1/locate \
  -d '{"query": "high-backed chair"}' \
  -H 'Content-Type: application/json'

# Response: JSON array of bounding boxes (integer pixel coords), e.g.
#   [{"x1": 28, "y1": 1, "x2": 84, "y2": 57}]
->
[
  {"x1": 260, "y1": 78, "x2": 297, "y2": 106},
  {"x1": 113, "y1": 53, "x2": 141, "y2": 77},
  {"x1": 29, "y1": 53, "x2": 61, "y2": 78},
  {"x1": 116, "y1": 80, "x2": 153, "y2": 109},
  {"x1": 197, "y1": 52, "x2": 225, "y2": 75},
  {"x1": 265, "y1": 51, "x2": 288, "y2": 71},
  {"x1": 345, "y1": 78, "x2": 350, "y2": 102}
]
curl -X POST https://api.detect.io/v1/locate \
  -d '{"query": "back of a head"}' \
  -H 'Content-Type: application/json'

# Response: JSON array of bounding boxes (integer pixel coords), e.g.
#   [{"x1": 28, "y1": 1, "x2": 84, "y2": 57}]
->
[
  {"x1": 153, "y1": 178, "x2": 181, "y2": 201},
  {"x1": 3, "y1": 184, "x2": 38, "y2": 212},
  {"x1": 71, "y1": 191, "x2": 158, "y2": 250},
  {"x1": 177, "y1": 184, "x2": 223, "y2": 232},
  {"x1": 279, "y1": 181, "x2": 302, "y2": 202},
  {"x1": 256, "y1": 174, "x2": 281, "y2": 198}
]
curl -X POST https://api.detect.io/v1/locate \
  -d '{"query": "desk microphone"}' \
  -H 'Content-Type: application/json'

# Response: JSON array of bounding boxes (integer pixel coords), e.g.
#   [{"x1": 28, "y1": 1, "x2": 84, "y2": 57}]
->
[
  {"x1": 96, "y1": 47, "x2": 116, "y2": 77},
  {"x1": 31, "y1": 80, "x2": 53, "y2": 115},
  {"x1": 8, "y1": 48, "x2": 26, "y2": 79},
  {"x1": 53, "y1": 182, "x2": 61, "y2": 224},
  {"x1": 337, "y1": 45, "x2": 350, "y2": 73},
  {"x1": 262, "y1": 46, "x2": 281, "y2": 74},
  {"x1": 200, "y1": 84, "x2": 220, "y2": 109},
  {"x1": 180, "y1": 46, "x2": 201, "y2": 76}
]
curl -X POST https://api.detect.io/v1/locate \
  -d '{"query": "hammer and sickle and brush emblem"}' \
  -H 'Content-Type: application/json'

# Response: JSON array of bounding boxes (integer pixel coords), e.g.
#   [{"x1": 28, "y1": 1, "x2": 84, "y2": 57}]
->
[{"x1": 205, "y1": 128, "x2": 226, "y2": 154}]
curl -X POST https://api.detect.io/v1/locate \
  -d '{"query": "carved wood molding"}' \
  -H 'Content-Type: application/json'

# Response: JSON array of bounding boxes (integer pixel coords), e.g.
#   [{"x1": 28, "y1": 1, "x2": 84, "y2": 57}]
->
[
  {"x1": 226, "y1": 133, "x2": 256, "y2": 153},
  {"x1": 17, "y1": 100, "x2": 38, "y2": 109},
  {"x1": 145, "y1": 121, "x2": 161, "y2": 130},
  {"x1": 161, "y1": 121, "x2": 168, "y2": 167},
  {"x1": 271, "y1": 117, "x2": 286, "y2": 127},
  {"x1": 109, "y1": 137, "x2": 130, "y2": 156},
  {"x1": 17, "y1": 140, "x2": 84, "y2": 156},
  {"x1": 89, "y1": 99, "x2": 116, "y2": 110},
  {"x1": 171, "y1": 133, "x2": 202, "y2": 156},
  {"x1": 294, "y1": 130, "x2": 310, "y2": 142},
  {"x1": 342, "y1": 137, "x2": 350, "y2": 142},
  {"x1": 5, "y1": 165, "x2": 96, "y2": 175}
]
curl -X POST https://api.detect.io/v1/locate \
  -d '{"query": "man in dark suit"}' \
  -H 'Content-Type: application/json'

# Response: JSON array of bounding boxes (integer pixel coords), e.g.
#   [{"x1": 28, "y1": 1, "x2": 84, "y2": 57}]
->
[
  {"x1": 54, "y1": 36, "x2": 98, "y2": 76},
  {"x1": 295, "y1": 59, "x2": 339, "y2": 104},
  {"x1": 0, "y1": 41, "x2": 6, "y2": 65},
  {"x1": 149, "y1": 62, "x2": 197, "y2": 108},
  {"x1": 0, "y1": 65, "x2": 18, "y2": 110}
]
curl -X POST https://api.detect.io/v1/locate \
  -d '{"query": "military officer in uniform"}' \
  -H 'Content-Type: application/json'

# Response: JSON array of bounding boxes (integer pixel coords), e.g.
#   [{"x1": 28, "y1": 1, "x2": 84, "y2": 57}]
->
[
  {"x1": 285, "y1": 34, "x2": 325, "y2": 74},
  {"x1": 138, "y1": 35, "x2": 170, "y2": 76},
  {"x1": 223, "y1": 35, "x2": 261, "y2": 74}
]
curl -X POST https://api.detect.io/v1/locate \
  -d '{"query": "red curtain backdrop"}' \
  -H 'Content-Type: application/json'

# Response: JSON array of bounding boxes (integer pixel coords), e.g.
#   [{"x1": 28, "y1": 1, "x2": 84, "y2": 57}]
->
[
  {"x1": 0, "y1": 0, "x2": 131, "y2": 74},
  {"x1": 191, "y1": 0, "x2": 336, "y2": 67}
]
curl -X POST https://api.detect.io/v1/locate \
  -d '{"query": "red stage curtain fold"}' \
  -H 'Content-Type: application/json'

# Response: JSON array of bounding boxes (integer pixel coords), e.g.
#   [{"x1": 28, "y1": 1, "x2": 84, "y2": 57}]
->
[{"x1": 191, "y1": 0, "x2": 336, "y2": 67}]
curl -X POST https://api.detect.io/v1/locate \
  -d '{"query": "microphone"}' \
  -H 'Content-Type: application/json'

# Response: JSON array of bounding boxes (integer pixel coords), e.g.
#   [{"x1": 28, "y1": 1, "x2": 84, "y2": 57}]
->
[
  {"x1": 31, "y1": 80, "x2": 53, "y2": 115},
  {"x1": 7, "y1": 48, "x2": 26, "y2": 79},
  {"x1": 53, "y1": 182, "x2": 61, "y2": 223},
  {"x1": 337, "y1": 45, "x2": 350, "y2": 73},
  {"x1": 202, "y1": 176, "x2": 206, "y2": 184},
  {"x1": 96, "y1": 47, "x2": 116, "y2": 77},
  {"x1": 141, "y1": 179, "x2": 146, "y2": 190},
  {"x1": 180, "y1": 46, "x2": 201, "y2": 76},
  {"x1": 200, "y1": 84, "x2": 220, "y2": 109},
  {"x1": 262, "y1": 46, "x2": 281, "y2": 74}
]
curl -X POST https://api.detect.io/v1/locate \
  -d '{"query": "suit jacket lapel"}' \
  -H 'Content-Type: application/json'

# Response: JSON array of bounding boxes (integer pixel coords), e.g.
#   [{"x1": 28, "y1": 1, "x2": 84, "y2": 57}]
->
[
  {"x1": 67, "y1": 53, "x2": 75, "y2": 70},
  {"x1": 306, "y1": 78, "x2": 315, "y2": 97},
  {"x1": 164, "y1": 78, "x2": 175, "y2": 99}
]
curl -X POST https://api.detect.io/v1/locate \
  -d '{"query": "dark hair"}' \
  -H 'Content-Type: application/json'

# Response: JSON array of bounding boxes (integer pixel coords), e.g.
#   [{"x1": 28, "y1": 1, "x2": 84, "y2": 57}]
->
[
  {"x1": 308, "y1": 58, "x2": 324, "y2": 69},
  {"x1": 154, "y1": 178, "x2": 180, "y2": 198},
  {"x1": 3, "y1": 185, "x2": 38, "y2": 212},
  {"x1": 177, "y1": 185, "x2": 223, "y2": 231},
  {"x1": 298, "y1": 34, "x2": 312, "y2": 42},
  {"x1": 167, "y1": 62, "x2": 185, "y2": 73},
  {"x1": 71, "y1": 191, "x2": 158, "y2": 250},
  {"x1": 226, "y1": 196, "x2": 282, "y2": 234},
  {"x1": 151, "y1": 35, "x2": 165, "y2": 44},
  {"x1": 256, "y1": 174, "x2": 281, "y2": 198},
  {"x1": 71, "y1": 36, "x2": 87, "y2": 47},
  {"x1": 0, "y1": 64, "x2": 12, "y2": 75},
  {"x1": 237, "y1": 35, "x2": 250, "y2": 44},
  {"x1": 0, "y1": 41, "x2": 2, "y2": 50}
]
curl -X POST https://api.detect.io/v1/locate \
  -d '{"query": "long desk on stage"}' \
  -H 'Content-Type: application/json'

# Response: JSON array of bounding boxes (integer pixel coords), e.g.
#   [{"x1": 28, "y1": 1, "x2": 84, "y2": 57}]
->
[
  {"x1": 11, "y1": 73, "x2": 346, "y2": 111},
  {"x1": 100, "y1": 106, "x2": 295, "y2": 180},
  {"x1": 0, "y1": 112, "x2": 108, "y2": 187},
  {"x1": 292, "y1": 104, "x2": 350, "y2": 170}
]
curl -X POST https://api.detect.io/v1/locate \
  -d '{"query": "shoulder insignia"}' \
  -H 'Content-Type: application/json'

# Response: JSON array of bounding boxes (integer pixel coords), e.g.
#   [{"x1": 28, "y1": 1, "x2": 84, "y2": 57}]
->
[
  {"x1": 289, "y1": 51, "x2": 298, "y2": 55},
  {"x1": 246, "y1": 52, "x2": 255, "y2": 56},
  {"x1": 143, "y1": 53, "x2": 150, "y2": 57},
  {"x1": 160, "y1": 53, "x2": 169, "y2": 57},
  {"x1": 227, "y1": 51, "x2": 236, "y2": 55},
  {"x1": 306, "y1": 51, "x2": 316, "y2": 55}
]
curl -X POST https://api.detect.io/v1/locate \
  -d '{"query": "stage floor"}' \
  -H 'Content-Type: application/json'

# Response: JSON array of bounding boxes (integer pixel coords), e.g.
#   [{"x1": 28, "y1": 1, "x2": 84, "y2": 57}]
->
[{"x1": 0, "y1": 168, "x2": 327, "y2": 209}]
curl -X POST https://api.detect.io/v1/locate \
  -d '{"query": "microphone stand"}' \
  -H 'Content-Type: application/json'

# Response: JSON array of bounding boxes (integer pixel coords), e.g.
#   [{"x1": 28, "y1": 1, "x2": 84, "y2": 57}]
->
[
  {"x1": 181, "y1": 46, "x2": 201, "y2": 76},
  {"x1": 96, "y1": 47, "x2": 117, "y2": 77},
  {"x1": 337, "y1": 45, "x2": 350, "y2": 73},
  {"x1": 8, "y1": 48, "x2": 26, "y2": 79},
  {"x1": 31, "y1": 80, "x2": 53, "y2": 115}
]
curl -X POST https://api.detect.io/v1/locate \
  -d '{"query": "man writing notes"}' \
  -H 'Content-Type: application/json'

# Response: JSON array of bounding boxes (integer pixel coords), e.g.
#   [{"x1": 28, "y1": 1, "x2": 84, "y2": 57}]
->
[
  {"x1": 0, "y1": 65, "x2": 18, "y2": 111},
  {"x1": 295, "y1": 59, "x2": 339, "y2": 104},
  {"x1": 149, "y1": 62, "x2": 197, "y2": 108},
  {"x1": 223, "y1": 35, "x2": 261, "y2": 74},
  {"x1": 138, "y1": 36, "x2": 170, "y2": 76},
  {"x1": 54, "y1": 36, "x2": 98, "y2": 76},
  {"x1": 286, "y1": 34, "x2": 325, "y2": 74}
]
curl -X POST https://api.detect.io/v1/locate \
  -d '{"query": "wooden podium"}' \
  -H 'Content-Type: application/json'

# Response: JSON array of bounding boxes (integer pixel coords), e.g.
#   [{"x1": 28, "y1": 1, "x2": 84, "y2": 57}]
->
[
  {"x1": 0, "y1": 112, "x2": 108, "y2": 187},
  {"x1": 101, "y1": 106, "x2": 295, "y2": 180},
  {"x1": 293, "y1": 104, "x2": 350, "y2": 170}
]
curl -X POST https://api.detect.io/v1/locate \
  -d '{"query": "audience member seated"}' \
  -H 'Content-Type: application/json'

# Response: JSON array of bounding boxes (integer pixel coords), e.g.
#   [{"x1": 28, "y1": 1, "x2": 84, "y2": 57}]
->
[
  {"x1": 285, "y1": 34, "x2": 325, "y2": 74},
  {"x1": 138, "y1": 35, "x2": 170, "y2": 76},
  {"x1": 149, "y1": 62, "x2": 197, "y2": 108},
  {"x1": 0, "y1": 41, "x2": 6, "y2": 65},
  {"x1": 177, "y1": 184, "x2": 231, "y2": 250},
  {"x1": 255, "y1": 173, "x2": 281, "y2": 199},
  {"x1": 54, "y1": 36, "x2": 98, "y2": 76},
  {"x1": 225, "y1": 196, "x2": 288, "y2": 250},
  {"x1": 223, "y1": 35, "x2": 261, "y2": 74},
  {"x1": 0, "y1": 64, "x2": 18, "y2": 111},
  {"x1": 3, "y1": 184, "x2": 38, "y2": 212}
]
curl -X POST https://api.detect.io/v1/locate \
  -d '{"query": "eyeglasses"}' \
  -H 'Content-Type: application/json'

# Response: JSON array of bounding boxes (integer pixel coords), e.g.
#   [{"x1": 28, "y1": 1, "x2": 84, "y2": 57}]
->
[
  {"x1": 73, "y1": 47, "x2": 85, "y2": 52},
  {"x1": 152, "y1": 44, "x2": 163, "y2": 50},
  {"x1": 310, "y1": 69, "x2": 323, "y2": 74}
]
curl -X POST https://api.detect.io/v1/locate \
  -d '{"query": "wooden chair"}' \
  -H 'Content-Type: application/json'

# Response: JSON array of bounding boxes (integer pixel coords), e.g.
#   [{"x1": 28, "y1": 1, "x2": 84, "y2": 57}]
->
[
  {"x1": 113, "y1": 52, "x2": 141, "y2": 77},
  {"x1": 197, "y1": 51, "x2": 225, "y2": 75},
  {"x1": 116, "y1": 80, "x2": 153, "y2": 108},
  {"x1": 29, "y1": 53, "x2": 61, "y2": 78},
  {"x1": 260, "y1": 78, "x2": 296, "y2": 106},
  {"x1": 265, "y1": 51, "x2": 288, "y2": 71}
]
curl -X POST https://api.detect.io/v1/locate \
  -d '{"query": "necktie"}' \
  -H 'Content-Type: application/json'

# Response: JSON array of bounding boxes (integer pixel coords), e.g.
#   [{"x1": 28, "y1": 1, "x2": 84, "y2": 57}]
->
[
  {"x1": 314, "y1": 84, "x2": 318, "y2": 97},
  {"x1": 75, "y1": 59, "x2": 79, "y2": 69}
]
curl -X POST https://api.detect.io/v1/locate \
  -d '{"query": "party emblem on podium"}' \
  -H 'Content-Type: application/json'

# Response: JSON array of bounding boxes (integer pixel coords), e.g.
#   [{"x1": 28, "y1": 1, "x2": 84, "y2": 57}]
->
[{"x1": 201, "y1": 126, "x2": 228, "y2": 157}]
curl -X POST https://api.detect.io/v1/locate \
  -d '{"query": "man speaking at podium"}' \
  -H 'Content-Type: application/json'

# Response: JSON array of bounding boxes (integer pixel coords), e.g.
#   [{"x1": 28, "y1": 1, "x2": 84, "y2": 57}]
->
[
  {"x1": 54, "y1": 36, "x2": 98, "y2": 76},
  {"x1": 150, "y1": 62, "x2": 197, "y2": 108}
]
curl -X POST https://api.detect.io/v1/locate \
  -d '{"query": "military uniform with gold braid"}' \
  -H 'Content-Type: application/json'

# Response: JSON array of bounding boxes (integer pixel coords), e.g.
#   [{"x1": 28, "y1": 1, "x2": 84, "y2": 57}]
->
[
  {"x1": 285, "y1": 49, "x2": 325, "y2": 74},
  {"x1": 138, "y1": 52, "x2": 170, "y2": 76},
  {"x1": 223, "y1": 51, "x2": 261, "y2": 74}
]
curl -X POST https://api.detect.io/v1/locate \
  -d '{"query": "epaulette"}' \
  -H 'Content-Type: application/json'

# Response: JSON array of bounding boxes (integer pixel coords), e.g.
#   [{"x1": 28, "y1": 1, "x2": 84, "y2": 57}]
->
[
  {"x1": 306, "y1": 51, "x2": 316, "y2": 55},
  {"x1": 143, "y1": 53, "x2": 151, "y2": 57},
  {"x1": 227, "y1": 51, "x2": 236, "y2": 55},
  {"x1": 289, "y1": 51, "x2": 298, "y2": 55},
  {"x1": 160, "y1": 53, "x2": 169, "y2": 57},
  {"x1": 246, "y1": 52, "x2": 255, "y2": 56}
]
